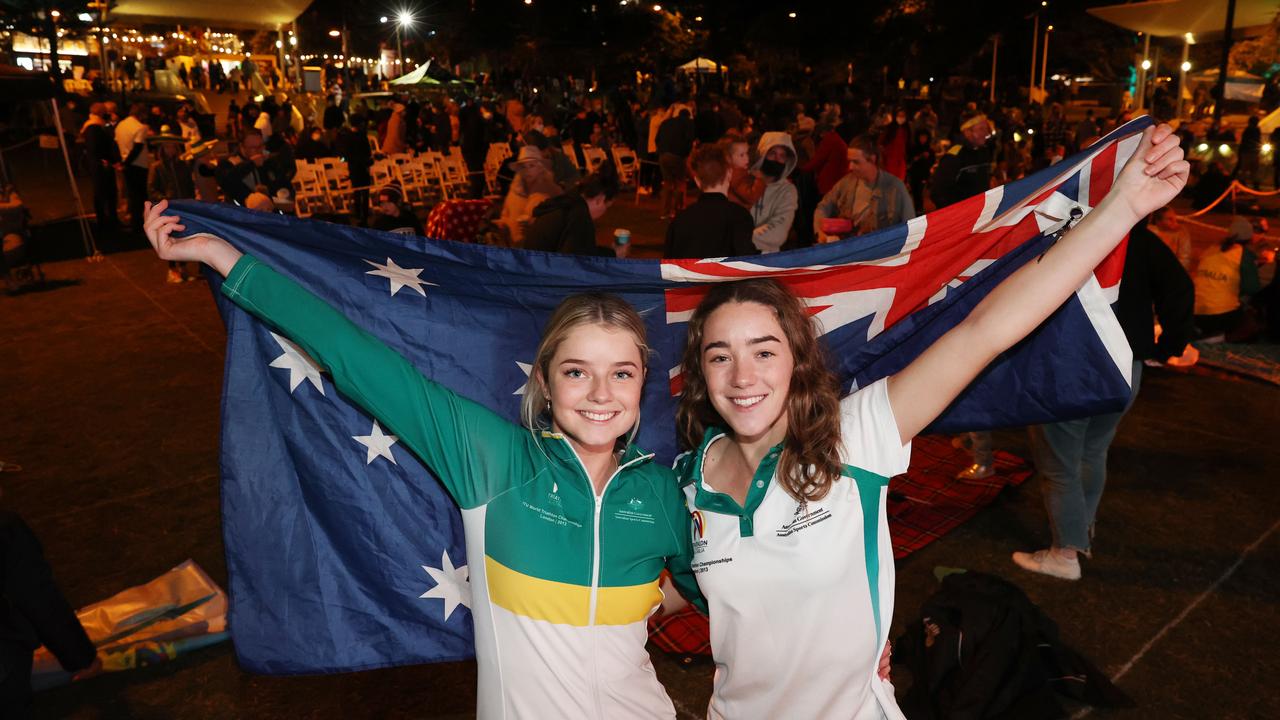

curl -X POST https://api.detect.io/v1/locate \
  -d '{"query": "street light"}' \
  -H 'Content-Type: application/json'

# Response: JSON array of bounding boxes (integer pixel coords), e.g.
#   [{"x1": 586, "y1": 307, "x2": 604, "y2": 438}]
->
[
  {"x1": 328, "y1": 29, "x2": 341, "y2": 37},
  {"x1": 1141, "y1": 59, "x2": 1151, "y2": 70},
  {"x1": 1029, "y1": 2, "x2": 1046, "y2": 103},
  {"x1": 1180, "y1": 60, "x2": 1191, "y2": 72},
  {"x1": 1039, "y1": 25, "x2": 1053, "y2": 99},
  {"x1": 388, "y1": 10, "x2": 415, "y2": 77}
]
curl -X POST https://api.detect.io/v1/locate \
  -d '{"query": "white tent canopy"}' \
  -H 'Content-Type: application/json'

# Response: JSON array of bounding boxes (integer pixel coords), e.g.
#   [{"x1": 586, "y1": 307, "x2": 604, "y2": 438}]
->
[
  {"x1": 390, "y1": 62, "x2": 442, "y2": 86},
  {"x1": 677, "y1": 57, "x2": 725, "y2": 73},
  {"x1": 1087, "y1": 0, "x2": 1278, "y2": 38},
  {"x1": 109, "y1": 0, "x2": 311, "y2": 28}
]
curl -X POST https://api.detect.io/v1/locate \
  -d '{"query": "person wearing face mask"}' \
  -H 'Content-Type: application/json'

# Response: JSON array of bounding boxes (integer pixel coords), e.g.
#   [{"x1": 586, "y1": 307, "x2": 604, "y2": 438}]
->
[
  {"x1": 748, "y1": 132, "x2": 799, "y2": 254},
  {"x1": 813, "y1": 134, "x2": 915, "y2": 243}
]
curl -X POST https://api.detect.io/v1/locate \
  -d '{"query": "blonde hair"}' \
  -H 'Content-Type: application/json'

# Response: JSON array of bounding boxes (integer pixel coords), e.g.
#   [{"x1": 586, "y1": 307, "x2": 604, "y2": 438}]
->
[{"x1": 519, "y1": 293, "x2": 652, "y2": 436}]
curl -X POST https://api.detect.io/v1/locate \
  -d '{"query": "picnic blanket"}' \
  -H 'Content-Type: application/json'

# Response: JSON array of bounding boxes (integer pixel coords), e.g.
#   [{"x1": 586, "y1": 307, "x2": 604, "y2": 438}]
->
[
  {"x1": 1192, "y1": 341, "x2": 1280, "y2": 386},
  {"x1": 647, "y1": 436, "x2": 1032, "y2": 656}
]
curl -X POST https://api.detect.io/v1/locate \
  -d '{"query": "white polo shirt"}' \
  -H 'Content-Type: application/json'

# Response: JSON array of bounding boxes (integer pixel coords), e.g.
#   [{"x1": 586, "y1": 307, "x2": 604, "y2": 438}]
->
[{"x1": 680, "y1": 378, "x2": 911, "y2": 720}]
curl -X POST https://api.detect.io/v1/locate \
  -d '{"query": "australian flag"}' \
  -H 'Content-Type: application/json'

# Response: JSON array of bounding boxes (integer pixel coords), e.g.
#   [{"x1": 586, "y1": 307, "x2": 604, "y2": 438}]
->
[{"x1": 177, "y1": 115, "x2": 1151, "y2": 675}]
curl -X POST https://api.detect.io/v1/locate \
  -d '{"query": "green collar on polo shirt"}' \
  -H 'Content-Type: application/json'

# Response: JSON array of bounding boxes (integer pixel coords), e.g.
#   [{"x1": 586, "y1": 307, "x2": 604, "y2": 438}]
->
[{"x1": 690, "y1": 427, "x2": 782, "y2": 538}]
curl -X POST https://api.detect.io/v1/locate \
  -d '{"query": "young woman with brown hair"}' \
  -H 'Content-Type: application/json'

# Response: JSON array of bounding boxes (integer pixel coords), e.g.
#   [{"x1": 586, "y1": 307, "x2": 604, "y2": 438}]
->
[
  {"x1": 140, "y1": 200, "x2": 701, "y2": 719},
  {"x1": 671, "y1": 123, "x2": 1189, "y2": 719}
]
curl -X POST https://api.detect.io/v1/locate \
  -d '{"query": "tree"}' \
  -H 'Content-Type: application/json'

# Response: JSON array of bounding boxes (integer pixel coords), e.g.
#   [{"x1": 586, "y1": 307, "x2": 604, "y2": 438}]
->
[{"x1": 1230, "y1": 14, "x2": 1280, "y2": 74}]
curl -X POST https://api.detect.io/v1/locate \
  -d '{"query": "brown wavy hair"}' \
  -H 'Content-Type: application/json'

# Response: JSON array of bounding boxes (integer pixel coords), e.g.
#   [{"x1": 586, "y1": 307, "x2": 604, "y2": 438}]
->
[{"x1": 676, "y1": 279, "x2": 844, "y2": 501}]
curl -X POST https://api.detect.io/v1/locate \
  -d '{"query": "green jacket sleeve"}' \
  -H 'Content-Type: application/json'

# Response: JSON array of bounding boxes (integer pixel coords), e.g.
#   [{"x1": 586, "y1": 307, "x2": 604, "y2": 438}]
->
[
  {"x1": 664, "y1": 453, "x2": 707, "y2": 614},
  {"x1": 221, "y1": 254, "x2": 530, "y2": 509},
  {"x1": 665, "y1": 528, "x2": 707, "y2": 615}
]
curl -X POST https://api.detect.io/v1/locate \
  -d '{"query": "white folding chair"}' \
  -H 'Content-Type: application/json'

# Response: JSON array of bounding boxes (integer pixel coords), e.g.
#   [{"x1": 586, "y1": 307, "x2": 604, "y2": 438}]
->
[
  {"x1": 562, "y1": 142, "x2": 581, "y2": 170},
  {"x1": 582, "y1": 145, "x2": 608, "y2": 174},
  {"x1": 292, "y1": 160, "x2": 328, "y2": 218},
  {"x1": 437, "y1": 151, "x2": 471, "y2": 200},
  {"x1": 611, "y1": 145, "x2": 639, "y2": 189},
  {"x1": 318, "y1": 157, "x2": 354, "y2": 215}
]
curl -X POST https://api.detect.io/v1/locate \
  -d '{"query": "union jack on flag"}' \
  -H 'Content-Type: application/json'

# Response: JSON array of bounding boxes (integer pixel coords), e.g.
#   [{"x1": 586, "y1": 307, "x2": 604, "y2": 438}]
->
[{"x1": 176, "y1": 115, "x2": 1149, "y2": 675}]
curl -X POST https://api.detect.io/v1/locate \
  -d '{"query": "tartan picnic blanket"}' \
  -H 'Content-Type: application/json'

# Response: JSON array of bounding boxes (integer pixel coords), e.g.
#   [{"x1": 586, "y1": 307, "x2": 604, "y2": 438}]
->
[{"x1": 647, "y1": 435, "x2": 1032, "y2": 656}]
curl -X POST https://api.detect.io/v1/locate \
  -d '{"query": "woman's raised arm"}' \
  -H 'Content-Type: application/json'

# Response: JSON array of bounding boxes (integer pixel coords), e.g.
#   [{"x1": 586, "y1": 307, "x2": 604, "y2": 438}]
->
[
  {"x1": 144, "y1": 200, "x2": 243, "y2": 277},
  {"x1": 142, "y1": 200, "x2": 531, "y2": 509},
  {"x1": 887, "y1": 124, "x2": 1189, "y2": 445}
]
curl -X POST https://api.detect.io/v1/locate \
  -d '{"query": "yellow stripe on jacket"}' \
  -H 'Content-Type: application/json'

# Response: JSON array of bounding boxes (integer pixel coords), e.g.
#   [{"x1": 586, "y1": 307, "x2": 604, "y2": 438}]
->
[{"x1": 485, "y1": 556, "x2": 661, "y2": 627}]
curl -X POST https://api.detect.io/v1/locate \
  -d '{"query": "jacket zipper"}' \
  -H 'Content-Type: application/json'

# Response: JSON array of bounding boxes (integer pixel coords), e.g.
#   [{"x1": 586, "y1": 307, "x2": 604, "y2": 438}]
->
[{"x1": 562, "y1": 443, "x2": 651, "y2": 718}]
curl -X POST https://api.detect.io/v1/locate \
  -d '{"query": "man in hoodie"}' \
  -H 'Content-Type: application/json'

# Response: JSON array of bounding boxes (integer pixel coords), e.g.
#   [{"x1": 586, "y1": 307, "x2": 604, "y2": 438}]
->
[
  {"x1": 749, "y1": 132, "x2": 799, "y2": 254},
  {"x1": 524, "y1": 172, "x2": 623, "y2": 257}
]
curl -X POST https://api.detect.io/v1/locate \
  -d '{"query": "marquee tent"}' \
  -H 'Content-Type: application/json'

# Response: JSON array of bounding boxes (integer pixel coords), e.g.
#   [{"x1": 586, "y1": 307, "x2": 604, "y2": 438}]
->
[
  {"x1": 1087, "y1": 0, "x2": 1277, "y2": 37},
  {"x1": 108, "y1": 0, "x2": 312, "y2": 28}
]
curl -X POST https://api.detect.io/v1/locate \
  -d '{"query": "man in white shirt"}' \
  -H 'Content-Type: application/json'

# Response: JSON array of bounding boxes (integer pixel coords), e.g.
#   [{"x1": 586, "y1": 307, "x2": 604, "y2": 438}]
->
[{"x1": 114, "y1": 103, "x2": 152, "y2": 234}]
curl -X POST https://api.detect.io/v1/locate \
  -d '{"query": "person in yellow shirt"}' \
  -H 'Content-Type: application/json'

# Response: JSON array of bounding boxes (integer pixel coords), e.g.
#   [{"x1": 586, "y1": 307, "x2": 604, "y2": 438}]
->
[{"x1": 1193, "y1": 217, "x2": 1260, "y2": 341}]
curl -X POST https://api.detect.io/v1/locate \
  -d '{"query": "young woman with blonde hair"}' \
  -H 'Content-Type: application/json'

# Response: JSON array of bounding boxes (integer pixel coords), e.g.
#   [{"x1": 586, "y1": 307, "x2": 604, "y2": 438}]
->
[
  {"x1": 141, "y1": 199, "x2": 700, "y2": 719},
  {"x1": 671, "y1": 124, "x2": 1188, "y2": 719}
]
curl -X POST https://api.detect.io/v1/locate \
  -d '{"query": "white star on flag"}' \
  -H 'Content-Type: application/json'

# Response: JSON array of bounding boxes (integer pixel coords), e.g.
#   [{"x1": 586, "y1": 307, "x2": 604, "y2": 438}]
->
[
  {"x1": 512, "y1": 361, "x2": 533, "y2": 395},
  {"x1": 268, "y1": 332, "x2": 325, "y2": 395},
  {"x1": 420, "y1": 550, "x2": 471, "y2": 621},
  {"x1": 352, "y1": 420, "x2": 398, "y2": 465},
  {"x1": 364, "y1": 257, "x2": 437, "y2": 297}
]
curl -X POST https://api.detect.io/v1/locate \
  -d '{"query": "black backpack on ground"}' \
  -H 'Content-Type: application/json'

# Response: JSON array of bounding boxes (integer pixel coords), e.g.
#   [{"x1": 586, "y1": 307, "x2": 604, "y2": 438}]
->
[{"x1": 894, "y1": 570, "x2": 1133, "y2": 720}]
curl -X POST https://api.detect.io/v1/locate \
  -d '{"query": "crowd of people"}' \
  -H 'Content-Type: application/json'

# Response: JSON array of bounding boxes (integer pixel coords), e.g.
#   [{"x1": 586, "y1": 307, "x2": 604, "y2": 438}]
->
[{"x1": 41, "y1": 65, "x2": 1275, "y2": 583}]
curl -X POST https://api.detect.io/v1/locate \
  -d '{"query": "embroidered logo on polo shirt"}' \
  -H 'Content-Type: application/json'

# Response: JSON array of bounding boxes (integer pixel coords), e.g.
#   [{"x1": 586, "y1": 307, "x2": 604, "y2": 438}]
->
[
  {"x1": 690, "y1": 510, "x2": 708, "y2": 553},
  {"x1": 776, "y1": 501, "x2": 832, "y2": 536}
]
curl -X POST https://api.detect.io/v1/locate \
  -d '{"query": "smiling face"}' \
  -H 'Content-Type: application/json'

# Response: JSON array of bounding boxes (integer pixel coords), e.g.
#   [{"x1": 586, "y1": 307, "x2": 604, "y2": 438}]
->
[
  {"x1": 539, "y1": 323, "x2": 644, "y2": 455},
  {"x1": 700, "y1": 301, "x2": 795, "y2": 448}
]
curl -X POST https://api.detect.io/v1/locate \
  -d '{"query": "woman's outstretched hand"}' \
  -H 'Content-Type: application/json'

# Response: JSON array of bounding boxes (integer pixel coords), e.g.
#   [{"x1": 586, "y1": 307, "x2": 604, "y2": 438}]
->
[
  {"x1": 144, "y1": 200, "x2": 243, "y2": 277},
  {"x1": 1109, "y1": 123, "x2": 1190, "y2": 224}
]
